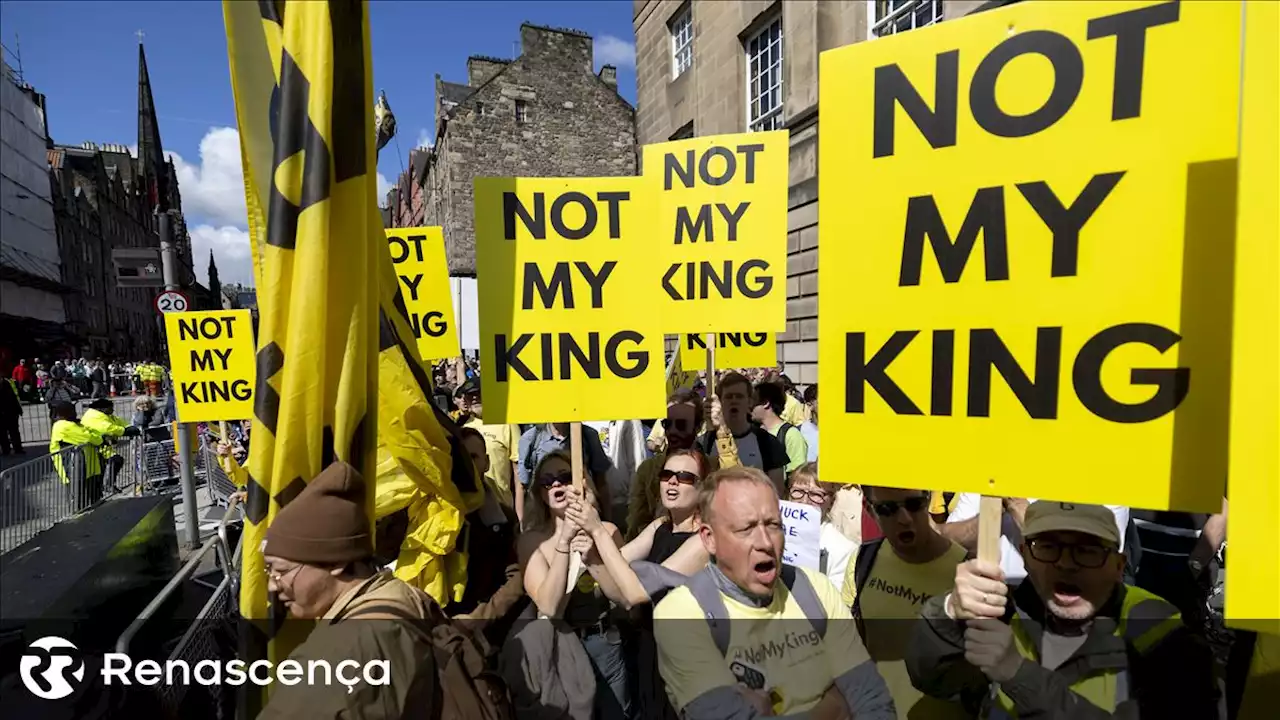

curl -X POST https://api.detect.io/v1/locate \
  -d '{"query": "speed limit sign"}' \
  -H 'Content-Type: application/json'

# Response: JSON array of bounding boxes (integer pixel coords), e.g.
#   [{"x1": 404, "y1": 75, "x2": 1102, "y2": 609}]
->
[{"x1": 154, "y1": 290, "x2": 191, "y2": 314}]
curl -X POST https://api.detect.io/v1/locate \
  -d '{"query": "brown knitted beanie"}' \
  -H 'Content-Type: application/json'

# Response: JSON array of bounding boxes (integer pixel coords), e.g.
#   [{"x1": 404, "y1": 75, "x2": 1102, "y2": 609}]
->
[{"x1": 264, "y1": 461, "x2": 372, "y2": 565}]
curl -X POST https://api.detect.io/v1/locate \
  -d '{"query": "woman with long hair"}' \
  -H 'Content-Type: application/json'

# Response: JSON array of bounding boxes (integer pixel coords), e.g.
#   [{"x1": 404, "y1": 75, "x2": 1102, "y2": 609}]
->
[{"x1": 517, "y1": 450, "x2": 632, "y2": 720}]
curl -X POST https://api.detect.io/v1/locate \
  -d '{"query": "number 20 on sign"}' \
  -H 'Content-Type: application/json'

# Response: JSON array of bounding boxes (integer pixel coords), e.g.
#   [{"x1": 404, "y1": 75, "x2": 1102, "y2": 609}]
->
[{"x1": 818, "y1": 1, "x2": 1240, "y2": 512}]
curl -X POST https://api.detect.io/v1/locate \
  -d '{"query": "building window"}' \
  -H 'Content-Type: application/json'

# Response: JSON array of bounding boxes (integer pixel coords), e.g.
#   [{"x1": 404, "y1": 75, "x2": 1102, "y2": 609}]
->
[
  {"x1": 745, "y1": 14, "x2": 784, "y2": 132},
  {"x1": 475, "y1": 101, "x2": 486, "y2": 117},
  {"x1": 670, "y1": 6, "x2": 693, "y2": 78},
  {"x1": 870, "y1": 0, "x2": 943, "y2": 38},
  {"x1": 515, "y1": 99, "x2": 529, "y2": 124}
]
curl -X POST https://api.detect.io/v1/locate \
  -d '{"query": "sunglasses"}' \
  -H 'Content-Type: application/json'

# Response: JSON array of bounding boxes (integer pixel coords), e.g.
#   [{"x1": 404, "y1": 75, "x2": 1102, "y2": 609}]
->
[
  {"x1": 536, "y1": 471, "x2": 573, "y2": 489},
  {"x1": 871, "y1": 496, "x2": 930, "y2": 517},
  {"x1": 661, "y1": 418, "x2": 692, "y2": 432},
  {"x1": 1027, "y1": 538, "x2": 1113, "y2": 569},
  {"x1": 658, "y1": 469, "x2": 699, "y2": 485}
]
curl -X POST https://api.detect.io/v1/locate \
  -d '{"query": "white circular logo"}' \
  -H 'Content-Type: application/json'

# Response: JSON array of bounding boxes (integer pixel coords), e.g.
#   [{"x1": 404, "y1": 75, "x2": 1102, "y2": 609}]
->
[
  {"x1": 154, "y1": 290, "x2": 190, "y2": 314},
  {"x1": 19, "y1": 636, "x2": 85, "y2": 700}
]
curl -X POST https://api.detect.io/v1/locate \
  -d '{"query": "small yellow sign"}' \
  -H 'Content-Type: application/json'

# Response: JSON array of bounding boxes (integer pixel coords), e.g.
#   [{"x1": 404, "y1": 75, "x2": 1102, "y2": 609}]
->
[
  {"x1": 1226, "y1": 0, "x2": 1279, "y2": 634},
  {"x1": 645, "y1": 131, "x2": 789, "y2": 333},
  {"x1": 474, "y1": 176, "x2": 665, "y2": 424},
  {"x1": 679, "y1": 333, "x2": 776, "y2": 372},
  {"x1": 386, "y1": 226, "x2": 460, "y2": 360},
  {"x1": 165, "y1": 310, "x2": 256, "y2": 422},
  {"x1": 818, "y1": 0, "x2": 1240, "y2": 512},
  {"x1": 665, "y1": 346, "x2": 699, "y2": 400}
]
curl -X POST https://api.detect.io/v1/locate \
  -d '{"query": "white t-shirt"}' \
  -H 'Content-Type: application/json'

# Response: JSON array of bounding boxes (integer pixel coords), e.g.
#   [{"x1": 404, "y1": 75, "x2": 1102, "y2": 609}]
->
[{"x1": 946, "y1": 493, "x2": 1129, "y2": 585}]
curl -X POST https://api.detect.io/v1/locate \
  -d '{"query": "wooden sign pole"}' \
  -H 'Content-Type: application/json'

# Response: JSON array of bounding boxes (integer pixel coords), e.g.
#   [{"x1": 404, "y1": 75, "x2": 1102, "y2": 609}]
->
[
  {"x1": 707, "y1": 332, "x2": 740, "y2": 469},
  {"x1": 219, "y1": 420, "x2": 229, "y2": 442},
  {"x1": 977, "y1": 495, "x2": 1003, "y2": 564},
  {"x1": 567, "y1": 421, "x2": 586, "y2": 591},
  {"x1": 706, "y1": 332, "x2": 716, "y2": 398}
]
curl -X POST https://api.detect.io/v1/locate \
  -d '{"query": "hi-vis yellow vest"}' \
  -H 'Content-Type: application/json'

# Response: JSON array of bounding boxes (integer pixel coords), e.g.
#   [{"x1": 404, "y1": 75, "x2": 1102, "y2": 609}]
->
[
  {"x1": 989, "y1": 586, "x2": 1181, "y2": 718},
  {"x1": 49, "y1": 419, "x2": 104, "y2": 484}
]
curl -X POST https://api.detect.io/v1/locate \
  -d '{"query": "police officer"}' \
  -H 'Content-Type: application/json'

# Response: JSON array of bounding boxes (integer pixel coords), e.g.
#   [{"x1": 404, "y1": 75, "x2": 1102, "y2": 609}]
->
[
  {"x1": 81, "y1": 398, "x2": 140, "y2": 492},
  {"x1": 48, "y1": 401, "x2": 105, "y2": 510}
]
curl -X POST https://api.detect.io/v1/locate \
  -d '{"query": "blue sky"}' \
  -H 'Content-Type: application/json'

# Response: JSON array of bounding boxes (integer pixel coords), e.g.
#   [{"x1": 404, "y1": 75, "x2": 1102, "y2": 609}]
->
[{"x1": 0, "y1": 0, "x2": 638, "y2": 286}]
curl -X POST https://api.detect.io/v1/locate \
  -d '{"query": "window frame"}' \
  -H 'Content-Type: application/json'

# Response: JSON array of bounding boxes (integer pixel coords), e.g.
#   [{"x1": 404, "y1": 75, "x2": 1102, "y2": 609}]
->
[
  {"x1": 867, "y1": 0, "x2": 944, "y2": 39},
  {"x1": 514, "y1": 99, "x2": 529, "y2": 124},
  {"x1": 670, "y1": 5, "x2": 693, "y2": 79},
  {"x1": 743, "y1": 12, "x2": 784, "y2": 133}
]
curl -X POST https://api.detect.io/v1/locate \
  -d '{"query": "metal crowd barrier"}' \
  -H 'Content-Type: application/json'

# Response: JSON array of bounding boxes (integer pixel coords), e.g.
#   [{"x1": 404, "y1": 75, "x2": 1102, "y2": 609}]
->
[
  {"x1": 14, "y1": 396, "x2": 139, "y2": 446},
  {"x1": 0, "y1": 436, "x2": 146, "y2": 555}
]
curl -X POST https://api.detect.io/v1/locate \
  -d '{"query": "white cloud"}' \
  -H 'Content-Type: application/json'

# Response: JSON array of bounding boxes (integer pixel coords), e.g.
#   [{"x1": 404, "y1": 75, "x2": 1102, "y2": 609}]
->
[
  {"x1": 376, "y1": 172, "x2": 393, "y2": 207},
  {"x1": 190, "y1": 225, "x2": 253, "y2": 286},
  {"x1": 594, "y1": 35, "x2": 636, "y2": 69},
  {"x1": 416, "y1": 127, "x2": 432, "y2": 149},
  {"x1": 168, "y1": 127, "x2": 248, "y2": 228}
]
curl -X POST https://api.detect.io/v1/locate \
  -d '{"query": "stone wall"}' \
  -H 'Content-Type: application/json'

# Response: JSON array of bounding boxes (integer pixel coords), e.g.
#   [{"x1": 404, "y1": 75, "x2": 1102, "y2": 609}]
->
[{"x1": 422, "y1": 23, "x2": 637, "y2": 275}]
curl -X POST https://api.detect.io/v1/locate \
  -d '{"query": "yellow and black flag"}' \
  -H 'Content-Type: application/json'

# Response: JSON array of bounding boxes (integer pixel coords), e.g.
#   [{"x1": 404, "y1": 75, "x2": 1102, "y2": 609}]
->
[{"x1": 224, "y1": 0, "x2": 483, "y2": 685}]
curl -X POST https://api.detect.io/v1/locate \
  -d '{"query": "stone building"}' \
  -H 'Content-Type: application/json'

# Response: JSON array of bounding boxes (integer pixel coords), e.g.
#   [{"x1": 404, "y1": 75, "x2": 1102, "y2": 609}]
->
[
  {"x1": 384, "y1": 147, "x2": 429, "y2": 229},
  {"x1": 418, "y1": 23, "x2": 637, "y2": 275},
  {"x1": 632, "y1": 0, "x2": 1009, "y2": 384}
]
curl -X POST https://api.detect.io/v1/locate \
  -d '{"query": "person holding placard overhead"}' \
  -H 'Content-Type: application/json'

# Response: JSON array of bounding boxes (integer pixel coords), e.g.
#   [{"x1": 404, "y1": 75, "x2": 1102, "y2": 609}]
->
[
  {"x1": 517, "y1": 421, "x2": 613, "y2": 524},
  {"x1": 908, "y1": 502, "x2": 1218, "y2": 718},
  {"x1": 696, "y1": 372, "x2": 787, "y2": 491}
]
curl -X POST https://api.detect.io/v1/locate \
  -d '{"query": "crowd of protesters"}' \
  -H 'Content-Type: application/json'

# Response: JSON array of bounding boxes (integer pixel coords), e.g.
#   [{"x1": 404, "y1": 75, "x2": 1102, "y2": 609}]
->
[
  {"x1": 234, "y1": 355, "x2": 1276, "y2": 720},
  {"x1": 7, "y1": 357, "x2": 168, "y2": 404}
]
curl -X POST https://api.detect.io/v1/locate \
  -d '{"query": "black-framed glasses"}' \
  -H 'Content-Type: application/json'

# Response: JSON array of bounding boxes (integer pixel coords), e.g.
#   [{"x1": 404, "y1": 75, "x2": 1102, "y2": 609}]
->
[
  {"x1": 658, "y1": 469, "x2": 699, "y2": 485},
  {"x1": 871, "y1": 496, "x2": 929, "y2": 517},
  {"x1": 536, "y1": 471, "x2": 573, "y2": 489},
  {"x1": 789, "y1": 486, "x2": 830, "y2": 504},
  {"x1": 1027, "y1": 538, "x2": 1113, "y2": 569}
]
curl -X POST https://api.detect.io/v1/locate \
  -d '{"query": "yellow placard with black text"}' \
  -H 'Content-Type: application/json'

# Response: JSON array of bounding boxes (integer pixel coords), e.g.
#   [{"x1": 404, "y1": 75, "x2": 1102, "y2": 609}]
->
[
  {"x1": 165, "y1": 310, "x2": 256, "y2": 422},
  {"x1": 679, "y1": 332, "x2": 776, "y2": 372},
  {"x1": 645, "y1": 131, "x2": 788, "y2": 333},
  {"x1": 386, "y1": 226, "x2": 461, "y2": 360},
  {"x1": 818, "y1": 0, "x2": 1239, "y2": 512},
  {"x1": 1226, "y1": 0, "x2": 1279, "y2": 634},
  {"x1": 474, "y1": 177, "x2": 665, "y2": 424}
]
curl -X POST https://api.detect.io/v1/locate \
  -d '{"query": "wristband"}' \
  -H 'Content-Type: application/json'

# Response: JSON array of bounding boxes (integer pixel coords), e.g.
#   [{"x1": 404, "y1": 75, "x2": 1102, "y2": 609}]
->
[{"x1": 554, "y1": 545, "x2": 570, "y2": 554}]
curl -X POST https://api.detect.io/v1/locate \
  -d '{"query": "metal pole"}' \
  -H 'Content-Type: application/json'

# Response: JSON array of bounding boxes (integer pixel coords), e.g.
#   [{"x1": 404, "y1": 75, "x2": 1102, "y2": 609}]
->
[{"x1": 160, "y1": 211, "x2": 201, "y2": 550}]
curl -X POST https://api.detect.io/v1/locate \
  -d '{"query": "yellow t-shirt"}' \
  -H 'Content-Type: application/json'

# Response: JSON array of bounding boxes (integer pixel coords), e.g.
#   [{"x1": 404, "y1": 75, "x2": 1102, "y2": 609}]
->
[
  {"x1": 781, "y1": 394, "x2": 809, "y2": 427},
  {"x1": 845, "y1": 540, "x2": 969, "y2": 719},
  {"x1": 464, "y1": 418, "x2": 520, "y2": 507},
  {"x1": 928, "y1": 490, "x2": 959, "y2": 518},
  {"x1": 653, "y1": 567, "x2": 870, "y2": 715}
]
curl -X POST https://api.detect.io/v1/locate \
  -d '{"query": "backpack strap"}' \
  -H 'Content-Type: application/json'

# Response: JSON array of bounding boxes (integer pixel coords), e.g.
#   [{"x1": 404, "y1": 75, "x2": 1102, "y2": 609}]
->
[
  {"x1": 685, "y1": 568, "x2": 732, "y2": 657},
  {"x1": 782, "y1": 565, "x2": 827, "y2": 641},
  {"x1": 850, "y1": 538, "x2": 885, "y2": 641}
]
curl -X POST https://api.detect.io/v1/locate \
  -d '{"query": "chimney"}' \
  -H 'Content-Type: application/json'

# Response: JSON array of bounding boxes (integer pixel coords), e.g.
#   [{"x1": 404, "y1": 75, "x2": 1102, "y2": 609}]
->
[
  {"x1": 598, "y1": 65, "x2": 617, "y2": 89},
  {"x1": 466, "y1": 56, "x2": 509, "y2": 87}
]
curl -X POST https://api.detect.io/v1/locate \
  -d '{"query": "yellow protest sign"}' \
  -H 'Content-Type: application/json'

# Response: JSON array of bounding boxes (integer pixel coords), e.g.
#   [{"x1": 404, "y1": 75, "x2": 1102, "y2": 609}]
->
[
  {"x1": 164, "y1": 310, "x2": 256, "y2": 422},
  {"x1": 679, "y1": 332, "x2": 776, "y2": 372},
  {"x1": 1226, "y1": 0, "x2": 1279, "y2": 634},
  {"x1": 474, "y1": 177, "x2": 665, "y2": 424},
  {"x1": 818, "y1": 0, "x2": 1239, "y2": 512},
  {"x1": 645, "y1": 131, "x2": 788, "y2": 333},
  {"x1": 665, "y1": 347, "x2": 698, "y2": 400},
  {"x1": 386, "y1": 226, "x2": 460, "y2": 360}
]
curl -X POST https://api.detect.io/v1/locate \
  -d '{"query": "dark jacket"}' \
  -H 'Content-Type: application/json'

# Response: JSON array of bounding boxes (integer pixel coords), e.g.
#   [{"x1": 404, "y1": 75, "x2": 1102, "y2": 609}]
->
[{"x1": 907, "y1": 581, "x2": 1219, "y2": 718}]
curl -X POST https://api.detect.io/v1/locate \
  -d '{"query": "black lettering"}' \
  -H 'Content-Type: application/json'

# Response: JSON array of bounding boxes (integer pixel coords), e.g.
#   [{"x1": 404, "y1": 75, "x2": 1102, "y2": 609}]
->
[
  {"x1": 846, "y1": 331, "x2": 923, "y2": 415},
  {"x1": 931, "y1": 329, "x2": 955, "y2": 416},
  {"x1": 181, "y1": 382, "x2": 201, "y2": 403},
  {"x1": 745, "y1": 333, "x2": 767, "y2": 347},
  {"x1": 1087, "y1": 1, "x2": 1180, "y2": 121},
  {"x1": 674, "y1": 205, "x2": 712, "y2": 244},
  {"x1": 550, "y1": 191, "x2": 596, "y2": 240},
  {"x1": 213, "y1": 347, "x2": 233, "y2": 371},
  {"x1": 1017, "y1": 172, "x2": 1125, "y2": 278},
  {"x1": 423, "y1": 311, "x2": 446, "y2": 338},
  {"x1": 1073, "y1": 323, "x2": 1189, "y2": 423},
  {"x1": 605, "y1": 330, "x2": 647, "y2": 378},
  {"x1": 664, "y1": 150, "x2": 695, "y2": 190},
  {"x1": 662, "y1": 263, "x2": 682, "y2": 300},
  {"x1": 699, "y1": 146, "x2": 736, "y2": 186},
  {"x1": 388, "y1": 235, "x2": 409, "y2": 263},
  {"x1": 872, "y1": 50, "x2": 959, "y2": 158},
  {"x1": 970, "y1": 31, "x2": 1083, "y2": 139},
  {"x1": 408, "y1": 313, "x2": 422, "y2": 339},
  {"x1": 522, "y1": 262, "x2": 573, "y2": 310},
  {"x1": 178, "y1": 318, "x2": 199, "y2": 340},
  {"x1": 700, "y1": 261, "x2": 732, "y2": 299},
  {"x1": 686, "y1": 334, "x2": 707, "y2": 351},
  {"x1": 494, "y1": 333, "x2": 535, "y2": 382},
  {"x1": 967, "y1": 328, "x2": 1062, "y2": 419},
  {"x1": 900, "y1": 187, "x2": 1008, "y2": 286},
  {"x1": 504, "y1": 192, "x2": 544, "y2": 240},
  {"x1": 737, "y1": 259, "x2": 772, "y2": 299},
  {"x1": 717, "y1": 202, "x2": 750, "y2": 241},
  {"x1": 574, "y1": 261, "x2": 617, "y2": 309},
  {"x1": 722, "y1": 333, "x2": 744, "y2": 348},
  {"x1": 231, "y1": 379, "x2": 252, "y2": 401},
  {"x1": 737, "y1": 143, "x2": 764, "y2": 183},
  {"x1": 540, "y1": 333, "x2": 554, "y2": 381},
  {"x1": 559, "y1": 332, "x2": 601, "y2": 379},
  {"x1": 191, "y1": 349, "x2": 215, "y2": 372},
  {"x1": 400, "y1": 273, "x2": 424, "y2": 301},
  {"x1": 193, "y1": 316, "x2": 235, "y2": 339},
  {"x1": 209, "y1": 381, "x2": 231, "y2": 403},
  {"x1": 597, "y1": 191, "x2": 629, "y2": 238}
]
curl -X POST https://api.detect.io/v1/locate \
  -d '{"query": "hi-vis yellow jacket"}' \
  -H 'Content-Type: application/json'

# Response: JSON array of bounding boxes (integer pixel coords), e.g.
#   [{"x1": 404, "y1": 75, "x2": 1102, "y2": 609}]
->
[
  {"x1": 81, "y1": 408, "x2": 128, "y2": 458},
  {"x1": 49, "y1": 419, "x2": 103, "y2": 484}
]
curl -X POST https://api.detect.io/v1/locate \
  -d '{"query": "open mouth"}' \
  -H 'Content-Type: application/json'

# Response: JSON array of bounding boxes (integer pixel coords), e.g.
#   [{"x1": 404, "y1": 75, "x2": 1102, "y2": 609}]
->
[
  {"x1": 896, "y1": 530, "x2": 917, "y2": 545},
  {"x1": 1052, "y1": 581, "x2": 1084, "y2": 605},
  {"x1": 664, "y1": 487, "x2": 681, "y2": 501},
  {"x1": 753, "y1": 558, "x2": 778, "y2": 585},
  {"x1": 550, "y1": 487, "x2": 568, "y2": 503}
]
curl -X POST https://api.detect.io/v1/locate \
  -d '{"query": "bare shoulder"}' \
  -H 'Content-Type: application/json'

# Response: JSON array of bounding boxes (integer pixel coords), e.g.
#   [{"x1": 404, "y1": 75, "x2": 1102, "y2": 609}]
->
[{"x1": 517, "y1": 528, "x2": 553, "y2": 563}]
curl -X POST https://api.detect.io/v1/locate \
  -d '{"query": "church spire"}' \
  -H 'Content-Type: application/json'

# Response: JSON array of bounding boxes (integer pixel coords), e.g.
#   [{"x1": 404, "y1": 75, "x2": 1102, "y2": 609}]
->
[
  {"x1": 208, "y1": 250, "x2": 222, "y2": 306},
  {"x1": 137, "y1": 40, "x2": 170, "y2": 212}
]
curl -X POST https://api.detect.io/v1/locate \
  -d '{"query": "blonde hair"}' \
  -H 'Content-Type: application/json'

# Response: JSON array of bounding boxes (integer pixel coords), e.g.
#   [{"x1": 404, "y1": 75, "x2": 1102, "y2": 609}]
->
[
  {"x1": 697, "y1": 466, "x2": 776, "y2": 525},
  {"x1": 134, "y1": 395, "x2": 155, "y2": 411},
  {"x1": 787, "y1": 462, "x2": 840, "y2": 519},
  {"x1": 522, "y1": 450, "x2": 597, "y2": 533}
]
